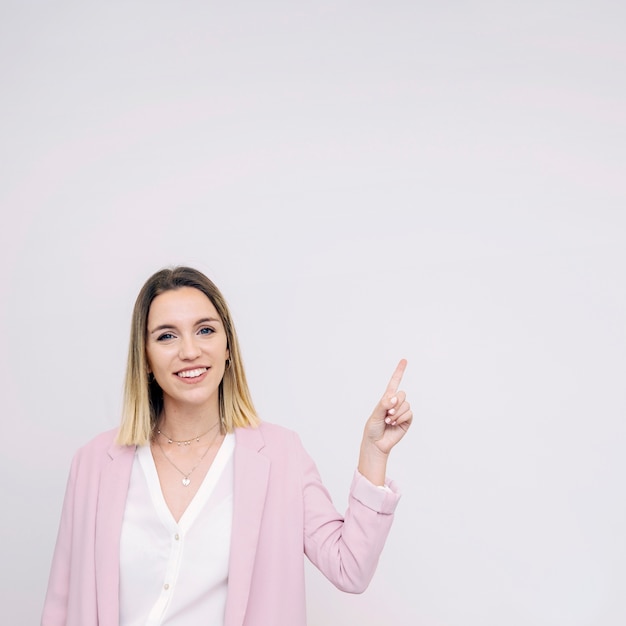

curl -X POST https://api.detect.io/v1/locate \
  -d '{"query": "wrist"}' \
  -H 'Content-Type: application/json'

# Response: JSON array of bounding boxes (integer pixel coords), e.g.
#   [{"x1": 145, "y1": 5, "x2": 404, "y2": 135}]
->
[
  {"x1": 360, "y1": 437, "x2": 390, "y2": 461},
  {"x1": 358, "y1": 439, "x2": 389, "y2": 486}
]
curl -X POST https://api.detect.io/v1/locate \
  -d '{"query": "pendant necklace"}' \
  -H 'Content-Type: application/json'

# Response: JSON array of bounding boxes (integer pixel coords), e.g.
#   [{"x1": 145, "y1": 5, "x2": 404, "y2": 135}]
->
[{"x1": 155, "y1": 423, "x2": 221, "y2": 486}]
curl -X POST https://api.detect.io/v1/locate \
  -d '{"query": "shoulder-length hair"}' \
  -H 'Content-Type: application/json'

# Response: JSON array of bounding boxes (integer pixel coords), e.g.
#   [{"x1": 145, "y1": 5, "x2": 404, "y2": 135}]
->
[{"x1": 116, "y1": 266, "x2": 259, "y2": 446}]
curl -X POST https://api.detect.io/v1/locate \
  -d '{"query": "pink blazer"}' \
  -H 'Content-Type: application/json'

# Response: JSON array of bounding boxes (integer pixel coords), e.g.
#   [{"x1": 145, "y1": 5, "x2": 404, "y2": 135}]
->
[{"x1": 41, "y1": 422, "x2": 400, "y2": 626}]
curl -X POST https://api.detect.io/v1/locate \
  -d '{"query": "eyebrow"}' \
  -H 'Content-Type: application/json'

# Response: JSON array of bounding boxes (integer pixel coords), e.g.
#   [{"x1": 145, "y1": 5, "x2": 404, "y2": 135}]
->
[{"x1": 149, "y1": 317, "x2": 222, "y2": 335}]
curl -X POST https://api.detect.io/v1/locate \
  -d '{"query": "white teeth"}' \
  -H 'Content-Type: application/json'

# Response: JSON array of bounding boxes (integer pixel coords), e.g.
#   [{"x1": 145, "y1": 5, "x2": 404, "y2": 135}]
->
[{"x1": 177, "y1": 368, "x2": 207, "y2": 378}]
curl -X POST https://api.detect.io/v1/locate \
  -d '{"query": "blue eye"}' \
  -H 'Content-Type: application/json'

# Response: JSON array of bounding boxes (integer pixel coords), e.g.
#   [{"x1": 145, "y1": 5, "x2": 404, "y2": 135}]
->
[
  {"x1": 199, "y1": 327, "x2": 214, "y2": 335},
  {"x1": 157, "y1": 333, "x2": 175, "y2": 341}
]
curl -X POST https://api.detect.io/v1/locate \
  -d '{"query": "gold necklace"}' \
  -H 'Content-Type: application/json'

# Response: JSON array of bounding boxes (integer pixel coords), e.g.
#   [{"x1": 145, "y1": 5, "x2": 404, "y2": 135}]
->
[
  {"x1": 156, "y1": 420, "x2": 219, "y2": 446},
  {"x1": 156, "y1": 427, "x2": 221, "y2": 487}
]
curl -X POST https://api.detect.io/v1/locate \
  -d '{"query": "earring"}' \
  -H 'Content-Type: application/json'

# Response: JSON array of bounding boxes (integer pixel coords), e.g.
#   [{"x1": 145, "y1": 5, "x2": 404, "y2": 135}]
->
[{"x1": 225, "y1": 358, "x2": 232, "y2": 369}]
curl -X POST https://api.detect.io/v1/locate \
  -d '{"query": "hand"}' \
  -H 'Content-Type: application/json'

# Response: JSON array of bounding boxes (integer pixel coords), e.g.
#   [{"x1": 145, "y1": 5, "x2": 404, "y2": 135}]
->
[{"x1": 363, "y1": 359, "x2": 413, "y2": 456}]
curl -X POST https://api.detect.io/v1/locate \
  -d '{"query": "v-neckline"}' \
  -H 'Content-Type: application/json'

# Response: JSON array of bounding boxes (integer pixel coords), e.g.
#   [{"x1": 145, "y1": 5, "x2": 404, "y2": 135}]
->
[{"x1": 137, "y1": 433, "x2": 235, "y2": 532}]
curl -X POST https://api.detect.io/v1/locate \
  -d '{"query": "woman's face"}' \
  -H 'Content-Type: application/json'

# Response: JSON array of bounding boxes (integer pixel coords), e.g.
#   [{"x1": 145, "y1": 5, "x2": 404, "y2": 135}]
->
[{"x1": 145, "y1": 287, "x2": 229, "y2": 415}]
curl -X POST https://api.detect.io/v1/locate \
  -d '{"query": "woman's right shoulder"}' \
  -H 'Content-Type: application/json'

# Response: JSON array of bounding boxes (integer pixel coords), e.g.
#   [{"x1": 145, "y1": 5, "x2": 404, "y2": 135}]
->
[
  {"x1": 79, "y1": 427, "x2": 119, "y2": 449},
  {"x1": 71, "y1": 428, "x2": 130, "y2": 463}
]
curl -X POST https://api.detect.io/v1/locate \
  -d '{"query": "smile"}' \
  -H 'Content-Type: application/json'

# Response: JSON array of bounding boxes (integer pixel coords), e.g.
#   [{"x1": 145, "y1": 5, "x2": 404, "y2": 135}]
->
[{"x1": 176, "y1": 367, "x2": 208, "y2": 378}]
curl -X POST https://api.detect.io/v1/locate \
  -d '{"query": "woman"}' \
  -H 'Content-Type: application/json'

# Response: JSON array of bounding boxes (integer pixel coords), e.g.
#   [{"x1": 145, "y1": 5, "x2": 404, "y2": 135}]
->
[{"x1": 42, "y1": 266, "x2": 412, "y2": 626}]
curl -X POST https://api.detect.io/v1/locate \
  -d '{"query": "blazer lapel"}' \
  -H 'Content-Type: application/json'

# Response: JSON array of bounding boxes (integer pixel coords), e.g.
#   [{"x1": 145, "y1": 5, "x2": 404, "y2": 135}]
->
[
  {"x1": 224, "y1": 426, "x2": 270, "y2": 626},
  {"x1": 95, "y1": 442, "x2": 135, "y2": 626}
]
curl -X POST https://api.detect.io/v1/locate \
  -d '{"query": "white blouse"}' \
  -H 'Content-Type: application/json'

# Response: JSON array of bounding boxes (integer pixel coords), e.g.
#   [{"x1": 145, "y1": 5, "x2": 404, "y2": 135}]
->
[{"x1": 119, "y1": 434, "x2": 235, "y2": 626}]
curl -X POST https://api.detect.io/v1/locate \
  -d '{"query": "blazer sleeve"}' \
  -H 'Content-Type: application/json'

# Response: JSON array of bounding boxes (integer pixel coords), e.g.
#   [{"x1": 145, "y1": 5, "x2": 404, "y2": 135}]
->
[
  {"x1": 296, "y1": 433, "x2": 401, "y2": 593},
  {"x1": 41, "y1": 455, "x2": 78, "y2": 626}
]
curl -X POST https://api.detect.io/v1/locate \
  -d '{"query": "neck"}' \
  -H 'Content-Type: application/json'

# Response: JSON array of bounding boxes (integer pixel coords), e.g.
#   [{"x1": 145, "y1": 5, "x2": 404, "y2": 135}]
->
[{"x1": 158, "y1": 402, "x2": 221, "y2": 441}]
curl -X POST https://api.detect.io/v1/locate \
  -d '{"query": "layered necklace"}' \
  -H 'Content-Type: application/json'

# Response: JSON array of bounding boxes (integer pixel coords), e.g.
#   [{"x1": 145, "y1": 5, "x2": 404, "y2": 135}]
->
[{"x1": 155, "y1": 420, "x2": 221, "y2": 487}]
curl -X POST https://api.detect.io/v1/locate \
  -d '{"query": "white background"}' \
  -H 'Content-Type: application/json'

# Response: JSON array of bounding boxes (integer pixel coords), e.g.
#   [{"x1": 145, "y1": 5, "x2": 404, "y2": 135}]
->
[{"x1": 1, "y1": 1, "x2": 625, "y2": 624}]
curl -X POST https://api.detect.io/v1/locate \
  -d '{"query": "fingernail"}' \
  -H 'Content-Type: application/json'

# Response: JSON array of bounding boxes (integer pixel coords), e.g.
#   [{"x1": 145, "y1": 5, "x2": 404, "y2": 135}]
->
[
  {"x1": 388, "y1": 408, "x2": 396, "y2": 416},
  {"x1": 391, "y1": 396, "x2": 398, "y2": 405},
  {"x1": 385, "y1": 417, "x2": 391, "y2": 425},
  {"x1": 392, "y1": 421, "x2": 397, "y2": 426}
]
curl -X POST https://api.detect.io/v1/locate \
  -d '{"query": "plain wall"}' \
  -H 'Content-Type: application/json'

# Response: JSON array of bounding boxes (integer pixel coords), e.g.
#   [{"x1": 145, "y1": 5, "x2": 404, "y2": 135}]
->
[{"x1": 1, "y1": 1, "x2": 625, "y2": 624}]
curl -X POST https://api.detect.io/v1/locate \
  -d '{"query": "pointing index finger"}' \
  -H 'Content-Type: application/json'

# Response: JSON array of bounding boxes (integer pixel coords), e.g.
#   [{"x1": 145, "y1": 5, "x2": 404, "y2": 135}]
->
[{"x1": 385, "y1": 359, "x2": 408, "y2": 396}]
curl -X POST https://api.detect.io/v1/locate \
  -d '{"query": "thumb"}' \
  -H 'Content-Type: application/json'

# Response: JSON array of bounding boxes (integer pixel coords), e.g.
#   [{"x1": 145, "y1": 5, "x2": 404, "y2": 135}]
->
[{"x1": 373, "y1": 393, "x2": 398, "y2": 421}]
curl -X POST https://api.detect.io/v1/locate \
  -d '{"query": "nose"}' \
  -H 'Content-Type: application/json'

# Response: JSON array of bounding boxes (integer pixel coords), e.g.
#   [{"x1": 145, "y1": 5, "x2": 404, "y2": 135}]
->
[{"x1": 179, "y1": 334, "x2": 201, "y2": 360}]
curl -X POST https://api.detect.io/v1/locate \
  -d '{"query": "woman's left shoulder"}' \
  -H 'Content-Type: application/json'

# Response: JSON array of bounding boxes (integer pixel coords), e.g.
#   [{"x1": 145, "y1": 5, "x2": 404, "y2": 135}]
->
[
  {"x1": 236, "y1": 420, "x2": 302, "y2": 450},
  {"x1": 257, "y1": 420, "x2": 297, "y2": 437}
]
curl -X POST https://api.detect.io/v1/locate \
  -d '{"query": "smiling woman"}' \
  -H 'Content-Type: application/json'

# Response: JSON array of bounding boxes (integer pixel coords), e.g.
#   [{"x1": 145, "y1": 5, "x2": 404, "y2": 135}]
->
[
  {"x1": 118, "y1": 267, "x2": 259, "y2": 448},
  {"x1": 41, "y1": 266, "x2": 413, "y2": 626}
]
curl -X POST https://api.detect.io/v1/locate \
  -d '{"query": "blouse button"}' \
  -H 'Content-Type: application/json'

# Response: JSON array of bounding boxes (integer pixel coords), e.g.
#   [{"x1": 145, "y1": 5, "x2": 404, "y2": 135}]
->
[
  {"x1": 175, "y1": 534, "x2": 180, "y2": 541},
  {"x1": 164, "y1": 583, "x2": 170, "y2": 590}
]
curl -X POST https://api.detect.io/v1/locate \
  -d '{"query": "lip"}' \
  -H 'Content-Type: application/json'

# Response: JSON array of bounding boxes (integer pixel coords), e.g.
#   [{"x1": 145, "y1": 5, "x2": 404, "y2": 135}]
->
[{"x1": 174, "y1": 366, "x2": 210, "y2": 384}]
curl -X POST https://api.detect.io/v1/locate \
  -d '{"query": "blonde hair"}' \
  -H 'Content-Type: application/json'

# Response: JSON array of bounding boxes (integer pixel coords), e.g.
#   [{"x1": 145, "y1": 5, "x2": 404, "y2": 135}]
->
[{"x1": 117, "y1": 266, "x2": 259, "y2": 446}]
